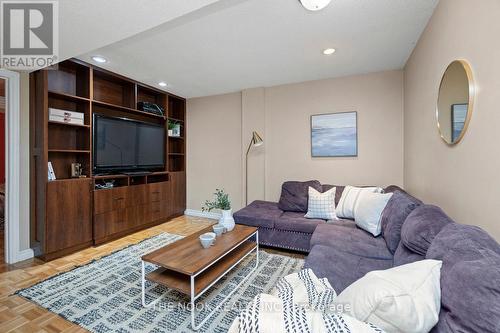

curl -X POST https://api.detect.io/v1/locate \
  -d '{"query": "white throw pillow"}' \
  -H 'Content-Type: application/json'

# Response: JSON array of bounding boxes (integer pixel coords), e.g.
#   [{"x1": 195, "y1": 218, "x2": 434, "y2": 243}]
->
[
  {"x1": 335, "y1": 186, "x2": 383, "y2": 219},
  {"x1": 354, "y1": 191, "x2": 393, "y2": 236},
  {"x1": 332, "y1": 259, "x2": 443, "y2": 333},
  {"x1": 305, "y1": 186, "x2": 338, "y2": 220}
]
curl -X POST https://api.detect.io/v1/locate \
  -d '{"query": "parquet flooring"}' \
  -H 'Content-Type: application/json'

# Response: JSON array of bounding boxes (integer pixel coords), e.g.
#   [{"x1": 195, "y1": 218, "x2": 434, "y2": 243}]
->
[
  {"x1": 0, "y1": 215, "x2": 214, "y2": 333},
  {"x1": 0, "y1": 215, "x2": 304, "y2": 332}
]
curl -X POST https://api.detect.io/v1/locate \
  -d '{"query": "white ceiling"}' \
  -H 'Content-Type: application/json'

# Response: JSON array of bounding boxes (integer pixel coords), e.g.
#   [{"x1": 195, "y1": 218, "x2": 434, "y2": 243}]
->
[
  {"x1": 58, "y1": 0, "x2": 222, "y2": 60},
  {"x1": 77, "y1": 0, "x2": 439, "y2": 98}
]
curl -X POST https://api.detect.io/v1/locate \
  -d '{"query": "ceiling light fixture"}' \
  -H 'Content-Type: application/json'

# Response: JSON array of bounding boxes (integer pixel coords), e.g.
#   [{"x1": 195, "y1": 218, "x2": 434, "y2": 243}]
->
[
  {"x1": 323, "y1": 48, "x2": 336, "y2": 55},
  {"x1": 299, "y1": 0, "x2": 332, "y2": 11},
  {"x1": 158, "y1": 82, "x2": 168, "y2": 87},
  {"x1": 91, "y1": 56, "x2": 107, "y2": 63}
]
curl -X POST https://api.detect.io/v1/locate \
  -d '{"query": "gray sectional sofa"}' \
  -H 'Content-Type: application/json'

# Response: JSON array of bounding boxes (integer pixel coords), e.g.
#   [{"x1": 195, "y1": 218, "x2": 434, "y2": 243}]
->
[{"x1": 233, "y1": 181, "x2": 500, "y2": 332}]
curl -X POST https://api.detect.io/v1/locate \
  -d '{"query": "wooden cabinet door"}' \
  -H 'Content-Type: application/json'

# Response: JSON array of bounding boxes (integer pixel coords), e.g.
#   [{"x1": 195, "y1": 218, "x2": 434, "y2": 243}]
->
[
  {"x1": 170, "y1": 172, "x2": 186, "y2": 216},
  {"x1": 46, "y1": 180, "x2": 92, "y2": 253}
]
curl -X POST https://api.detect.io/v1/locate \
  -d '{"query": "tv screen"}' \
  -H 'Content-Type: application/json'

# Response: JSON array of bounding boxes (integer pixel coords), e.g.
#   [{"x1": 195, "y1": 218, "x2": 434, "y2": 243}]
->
[{"x1": 93, "y1": 115, "x2": 165, "y2": 173}]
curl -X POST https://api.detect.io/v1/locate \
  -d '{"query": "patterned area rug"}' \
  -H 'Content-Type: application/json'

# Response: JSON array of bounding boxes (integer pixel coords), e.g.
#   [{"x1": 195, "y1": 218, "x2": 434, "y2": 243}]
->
[{"x1": 16, "y1": 232, "x2": 304, "y2": 333}]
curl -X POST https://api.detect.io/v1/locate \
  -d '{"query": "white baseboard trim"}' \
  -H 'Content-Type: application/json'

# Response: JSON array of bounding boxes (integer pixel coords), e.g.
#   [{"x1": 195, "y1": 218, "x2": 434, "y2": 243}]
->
[
  {"x1": 16, "y1": 248, "x2": 35, "y2": 262},
  {"x1": 184, "y1": 209, "x2": 221, "y2": 220}
]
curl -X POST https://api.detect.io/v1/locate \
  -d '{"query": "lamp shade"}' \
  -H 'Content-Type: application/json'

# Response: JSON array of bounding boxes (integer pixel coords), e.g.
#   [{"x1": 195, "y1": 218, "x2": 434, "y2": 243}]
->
[{"x1": 251, "y1": 131, "x2": 263, "y2": 147}]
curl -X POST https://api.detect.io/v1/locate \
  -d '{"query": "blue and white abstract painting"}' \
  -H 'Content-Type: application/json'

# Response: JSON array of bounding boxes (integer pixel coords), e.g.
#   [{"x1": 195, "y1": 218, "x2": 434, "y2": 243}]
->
[{"x1": 311, "y1": 112, "x2": 357, "y2": 157}]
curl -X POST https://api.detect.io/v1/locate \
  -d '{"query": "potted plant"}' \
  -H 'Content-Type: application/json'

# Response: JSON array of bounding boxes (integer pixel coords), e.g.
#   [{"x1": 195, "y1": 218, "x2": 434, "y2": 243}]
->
[
  {"x1": 168, "y1": 120, "x2": 181, "y2": 137},
  {"x1": 202, "y1": 189, "x2": 235, "y2": 231}
]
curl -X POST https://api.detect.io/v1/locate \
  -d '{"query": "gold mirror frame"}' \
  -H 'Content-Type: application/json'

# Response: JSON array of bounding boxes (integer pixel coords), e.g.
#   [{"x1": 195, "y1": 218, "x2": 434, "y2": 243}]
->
[{"x1": 436, "y1": 60, "x2": 475, "y2": 145}]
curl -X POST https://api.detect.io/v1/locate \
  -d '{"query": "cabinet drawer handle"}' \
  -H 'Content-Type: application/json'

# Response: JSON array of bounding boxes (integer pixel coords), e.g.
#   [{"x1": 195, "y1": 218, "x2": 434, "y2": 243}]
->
[
  {"x1": 114, "y1": 197, "x2": 125, "y2": 201},
  {"x1": 152, "y1": 191, "x2": 160, "y2": 194}
]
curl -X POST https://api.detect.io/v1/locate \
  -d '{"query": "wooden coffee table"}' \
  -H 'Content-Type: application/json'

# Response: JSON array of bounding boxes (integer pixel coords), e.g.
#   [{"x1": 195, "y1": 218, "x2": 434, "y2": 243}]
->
[{"x1": 141, "y1": 224, "x2": 259, "y2": 330}]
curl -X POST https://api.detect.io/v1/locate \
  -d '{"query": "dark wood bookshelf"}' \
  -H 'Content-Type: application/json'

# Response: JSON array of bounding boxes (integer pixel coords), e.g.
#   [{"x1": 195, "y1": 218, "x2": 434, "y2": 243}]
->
[{"x1": 30, "y1": 58, "x2": 186, "y2": 261}]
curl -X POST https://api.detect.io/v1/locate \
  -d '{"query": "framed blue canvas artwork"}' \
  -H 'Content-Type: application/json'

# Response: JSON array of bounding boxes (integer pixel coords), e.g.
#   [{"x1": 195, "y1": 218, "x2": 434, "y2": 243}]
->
[{"x1": 311, "y1": 111, "x2": 358, "y2": 157}]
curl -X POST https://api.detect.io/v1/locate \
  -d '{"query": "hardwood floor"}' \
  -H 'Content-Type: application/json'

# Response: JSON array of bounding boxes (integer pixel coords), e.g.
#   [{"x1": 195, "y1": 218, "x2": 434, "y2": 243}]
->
[
  {"x1": 0, "y1": 215, "x2": 214, "y2": 333},
  {"x1": 0, "y1": 215, "x2": 304, "y2": 332}
]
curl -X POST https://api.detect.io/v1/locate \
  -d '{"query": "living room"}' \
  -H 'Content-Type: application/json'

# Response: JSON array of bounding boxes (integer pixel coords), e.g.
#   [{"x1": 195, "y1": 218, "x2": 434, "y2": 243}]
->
[{"x1": 0, "y1": 0, "x2": 499, "y2": 332}]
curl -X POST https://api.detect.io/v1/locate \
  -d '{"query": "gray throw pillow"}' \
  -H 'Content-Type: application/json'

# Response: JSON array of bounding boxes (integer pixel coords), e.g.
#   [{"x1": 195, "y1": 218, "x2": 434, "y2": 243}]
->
[{"x1": 278, "y1": 180, "x2": 322, "y2": 212}]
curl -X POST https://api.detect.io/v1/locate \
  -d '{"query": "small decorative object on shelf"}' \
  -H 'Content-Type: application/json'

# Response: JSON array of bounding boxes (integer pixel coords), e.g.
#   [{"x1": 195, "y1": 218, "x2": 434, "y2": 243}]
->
[
  {"x1": 48, "y1": 162, "x2": 56, "y2": 181},
  {"x1": 95, "y1": 180, "x2": 115, "y2": 190},
  {"x1": 49, "y1": 108, "x2": 84, "y2": 125},
  {"x1": 71, "y1": 163, "x2": 82, "y2": 178},
  {"x1": 168, "y1": 119, "x2": 181, "y2": 137},
  {"x1": 137, "y1": 101, "x2": 164, "y2": 116},
  {"x1": 203, "y1": 189, "x2": 235, "y2": 231}
]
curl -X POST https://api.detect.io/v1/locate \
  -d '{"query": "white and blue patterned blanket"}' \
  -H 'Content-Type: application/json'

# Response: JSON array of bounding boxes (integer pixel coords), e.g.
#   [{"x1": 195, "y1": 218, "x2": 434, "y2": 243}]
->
[{"x1": 229, "y1": 269, "x2": 384, "y2": 333}]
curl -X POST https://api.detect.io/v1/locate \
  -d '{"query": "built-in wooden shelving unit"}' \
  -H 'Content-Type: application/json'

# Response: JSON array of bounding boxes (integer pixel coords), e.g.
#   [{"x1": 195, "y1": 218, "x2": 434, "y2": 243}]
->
[{"x1": 30, "y1": 59, "x2": 186, "y2": 260}]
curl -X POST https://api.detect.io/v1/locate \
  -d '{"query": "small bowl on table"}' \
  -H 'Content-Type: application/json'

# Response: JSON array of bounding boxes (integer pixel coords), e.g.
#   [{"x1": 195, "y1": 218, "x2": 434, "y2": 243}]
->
[
  {"x1": 199, "y1": 232, "x2": 216, "y2": 249},
  {"x1": 212, "y1": 224, "x2": 226, "y2": 236}
]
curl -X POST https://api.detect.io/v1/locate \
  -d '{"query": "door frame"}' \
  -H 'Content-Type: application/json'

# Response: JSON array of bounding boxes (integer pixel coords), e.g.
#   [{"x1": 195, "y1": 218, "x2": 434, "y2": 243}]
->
[{"x1": 0, "y1": 69, "x2": 33, "y2": 264}]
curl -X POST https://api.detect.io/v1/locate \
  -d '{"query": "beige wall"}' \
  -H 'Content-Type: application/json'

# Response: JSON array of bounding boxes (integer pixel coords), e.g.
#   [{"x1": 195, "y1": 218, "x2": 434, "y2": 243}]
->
[
  {"x1": 187, "y1": 70, "x2": 404, "y2": 211},
  {"x1": 404, "y1": 0, "x2": 500, "y2": 239},
  {"x1": 187, "y1": 92, "x2": 243, "y2": 211},
  {"x1": 264, "y1": 71, "x2": 404, "y2": 201}
]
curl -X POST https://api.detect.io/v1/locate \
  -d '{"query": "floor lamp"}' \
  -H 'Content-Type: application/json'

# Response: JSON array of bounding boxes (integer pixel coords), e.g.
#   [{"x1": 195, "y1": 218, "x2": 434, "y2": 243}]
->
[{"x1": 245, "y1": 131, "x2": 264, "y2": 205}]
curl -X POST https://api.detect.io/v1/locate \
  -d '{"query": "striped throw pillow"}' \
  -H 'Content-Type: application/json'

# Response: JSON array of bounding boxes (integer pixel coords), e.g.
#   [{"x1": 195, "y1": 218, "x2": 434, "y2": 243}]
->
[
  {"x1": 305, "y1": 186, "x2": 338, "y2": 220},
  {"x1": 335, "y1": 186, "x2": 383, "y2": 219}
]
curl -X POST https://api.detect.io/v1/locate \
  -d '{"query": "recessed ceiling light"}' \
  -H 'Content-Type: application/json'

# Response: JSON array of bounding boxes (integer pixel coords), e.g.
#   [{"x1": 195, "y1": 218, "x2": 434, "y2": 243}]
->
[
  {"x1": 323, "y1": 48, "x2": 336, "y2": 55},
  {"x1": 91, "y1": 56, "x2": 107, "y2": 63},
  {"x1": 299, "y1": 0, "x2": 332, "y2": 11},
  {"x1": 158, "y1": 82, "x2": 168, "y2": 87}
]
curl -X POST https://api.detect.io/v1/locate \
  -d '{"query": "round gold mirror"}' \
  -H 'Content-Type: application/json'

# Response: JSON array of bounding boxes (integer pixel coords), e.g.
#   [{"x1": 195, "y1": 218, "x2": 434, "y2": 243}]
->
[{"x1": 437, "y1": 60, "x2": 474, "y2": 145}]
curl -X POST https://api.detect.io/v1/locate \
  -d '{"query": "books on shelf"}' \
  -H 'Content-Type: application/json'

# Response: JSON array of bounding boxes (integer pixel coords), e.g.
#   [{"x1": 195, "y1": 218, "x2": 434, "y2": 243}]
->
[{"x1": 48, "y1": 162, "x2": 56, "y2": 181}]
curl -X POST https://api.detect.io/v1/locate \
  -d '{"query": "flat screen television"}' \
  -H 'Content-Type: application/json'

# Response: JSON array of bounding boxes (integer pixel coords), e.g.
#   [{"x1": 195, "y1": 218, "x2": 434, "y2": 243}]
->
[{"x1": 93, "y1": 114, "x2": 165, "y2": 174}]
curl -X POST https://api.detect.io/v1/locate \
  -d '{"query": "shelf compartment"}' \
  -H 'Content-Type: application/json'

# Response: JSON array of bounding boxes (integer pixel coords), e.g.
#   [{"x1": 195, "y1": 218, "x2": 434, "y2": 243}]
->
[
  {"x1": 130, "y1": 176, "x2": 147, "y2": 186},
  {"x1": 168, "y1": 96, "x2": 185, "y2": 122},
  {"x1": 168, "y1": 155, "x2": 185, "y2": 172},
  {"x1": 48, "y1": 151, "x2": 90, "y2": 179},
  {"x1": 93, "y1": 69, "x2": 135, "y2": 109},
  {"x1": 137, "y1": 85, "x2": 167, "y2": 111},
  {"x1": 92, "y1": 100, "x2": 165, "y2": 120},
  {"x1": 47, "y1": 60, "x2": 90, "y2": 98},
  {"x1": 168, "y1": 139, "x2": 185, "y2": 155},
  {"x1": 94, "y1": 176, "x2": 129, "y2": 189},
  {"x1": 48, "y1": 90, "x2": 90, "y2": 103},
  {"x1": 167, "y1": 117, "x2": 184, "y2": 123},
  {"x1": 48, "y1": 94, "x2": 90, "y2": 126},
  {"x1": 147, "y1": 173, "x2": 169, "y2": 184},
  {"x1": 48, "y1": 124, "x2": 90, "y2": 151}
]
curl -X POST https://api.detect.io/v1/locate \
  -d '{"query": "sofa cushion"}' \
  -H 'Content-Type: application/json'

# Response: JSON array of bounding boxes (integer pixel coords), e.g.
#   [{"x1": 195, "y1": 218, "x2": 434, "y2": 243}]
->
[
  {"x1": 311, "y1": 223, "x2": 393, "y2": 260},
  {"x1": 233, "y1": 200, "x2": 282, "y2": 228},
  {"x1": 381, "y1": 190, "x2": 421, "y2": 254},
  {"x1": 321, "y1": 184, "x2": 345, "y2": 206},
  {"x1": 327, "y1": 218, "x2": 357, "y2": 229},
  {"x1": 275, "y1": 211, "x2": 325, "y2": 234},
  {"x1": 393, "y1": 241, "x2": 424, "y2": 267},
  {"x1": 401, "y1": 205, "x2": 453, "y2": 256},
  {"x1": 278, "y1": 180, "x2": 322, "y2": 212},
  {"x1": 426, "y1": 223, "x2": 500, "y2": 333},
  {"x1": 304, "y1": 244, "x2": 393, "y2": 293}
]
